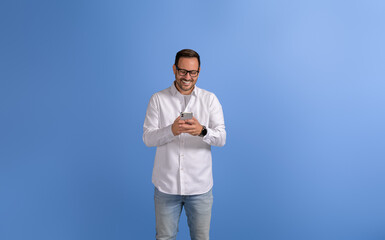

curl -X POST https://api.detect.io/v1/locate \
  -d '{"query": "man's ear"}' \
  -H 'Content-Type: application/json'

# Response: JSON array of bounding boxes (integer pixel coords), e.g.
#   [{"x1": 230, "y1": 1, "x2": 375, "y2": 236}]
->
[{"x1": 173, "y1": 64, "x2": 177, "y2": 75}]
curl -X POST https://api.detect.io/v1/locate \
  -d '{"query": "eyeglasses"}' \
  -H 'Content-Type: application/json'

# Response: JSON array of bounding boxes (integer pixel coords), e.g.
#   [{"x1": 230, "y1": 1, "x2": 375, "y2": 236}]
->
[{"x1": 176, "y1": 66, "x2": 199, "y2": 77}]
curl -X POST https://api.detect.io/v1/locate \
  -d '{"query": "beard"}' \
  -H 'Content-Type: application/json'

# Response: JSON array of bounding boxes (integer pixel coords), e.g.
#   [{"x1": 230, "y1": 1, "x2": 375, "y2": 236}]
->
[{"x1": 176, "y1": 78, "x2": 195, "y2": 92}]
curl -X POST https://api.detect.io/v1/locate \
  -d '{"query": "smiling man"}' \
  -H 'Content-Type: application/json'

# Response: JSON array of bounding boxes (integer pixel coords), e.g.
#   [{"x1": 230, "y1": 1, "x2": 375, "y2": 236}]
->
[{"x1": 143, "y1": 49, "x2": 226, "y2": 240}]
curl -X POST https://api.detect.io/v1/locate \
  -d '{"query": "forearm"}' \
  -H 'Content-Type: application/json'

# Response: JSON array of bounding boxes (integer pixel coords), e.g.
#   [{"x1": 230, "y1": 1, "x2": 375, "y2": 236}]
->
[
  {"x1": 202, "y1": 126, "x2": 226, "y2": 147},
  {"x1": 143, "y1": 124, "x2": 176, "y2": 147}
]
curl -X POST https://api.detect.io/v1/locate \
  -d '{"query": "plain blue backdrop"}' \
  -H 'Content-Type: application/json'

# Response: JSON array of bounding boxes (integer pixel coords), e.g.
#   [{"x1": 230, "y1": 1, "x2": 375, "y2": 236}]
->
[{"x1": 1, "y1": 0, "x2": 385, "y2": 239}]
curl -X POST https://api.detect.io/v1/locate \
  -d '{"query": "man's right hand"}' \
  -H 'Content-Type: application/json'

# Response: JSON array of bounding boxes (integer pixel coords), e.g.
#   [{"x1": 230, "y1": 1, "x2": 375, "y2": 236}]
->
[{"x1": 171, "y1": 116, "x2": 186, "y2": 136}]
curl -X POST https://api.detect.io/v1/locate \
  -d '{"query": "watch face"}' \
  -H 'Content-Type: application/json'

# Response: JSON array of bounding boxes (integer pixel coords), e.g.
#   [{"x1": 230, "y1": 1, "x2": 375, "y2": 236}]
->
[
  {"x1": 200, "y1": 126, "x2": 207, "y2": 137},
  {"x1": 202, "y1": 129, "x2": 207, "y2": 136}
]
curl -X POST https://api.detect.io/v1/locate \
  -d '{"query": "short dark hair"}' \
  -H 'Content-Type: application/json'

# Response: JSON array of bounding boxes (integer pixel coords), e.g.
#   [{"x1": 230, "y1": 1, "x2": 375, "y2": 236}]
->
[{"x1": 175, "y1": 49, "x2": 200, "y2": 68}]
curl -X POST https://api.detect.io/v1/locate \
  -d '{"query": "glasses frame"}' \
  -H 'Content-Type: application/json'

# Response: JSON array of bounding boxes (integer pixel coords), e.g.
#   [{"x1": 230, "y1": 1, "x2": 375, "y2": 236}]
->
[{"x1": 175, "y1": 65, "x2": 200, "y2": 77}]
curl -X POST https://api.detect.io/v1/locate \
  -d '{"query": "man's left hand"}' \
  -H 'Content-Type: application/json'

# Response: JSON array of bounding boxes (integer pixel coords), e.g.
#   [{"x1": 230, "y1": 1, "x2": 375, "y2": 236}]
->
[{"x1": 180, "y1": 117, "x2": 203, "y2": 136}]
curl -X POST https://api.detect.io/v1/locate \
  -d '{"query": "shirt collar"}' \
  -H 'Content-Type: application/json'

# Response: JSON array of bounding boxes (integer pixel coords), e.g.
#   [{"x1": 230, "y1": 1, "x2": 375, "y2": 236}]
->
[{"x1": 171, "y1": 81, "x2": 198, "y2": 97}]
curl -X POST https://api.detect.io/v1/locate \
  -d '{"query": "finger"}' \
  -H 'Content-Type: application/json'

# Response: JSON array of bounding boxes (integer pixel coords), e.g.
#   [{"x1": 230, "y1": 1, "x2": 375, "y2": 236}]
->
[
  {"x1": 180, "y1": 124, "x2": 195, "y2": 130},
  {"x1": 191, "y1": 117, "x2": 199, "y2": 123},
  {"x1": 183, "y1": 126, "x2": 199, "y2": 132},
  {"x1": 185, "y1": 119, "x2": 196, "y2": 125},
  {"x1": 183, "y1": 130, "x2": 198, "y2": 135},
  {"x1": 183, "y1": 129, "x2": 195, "y2": 133}
]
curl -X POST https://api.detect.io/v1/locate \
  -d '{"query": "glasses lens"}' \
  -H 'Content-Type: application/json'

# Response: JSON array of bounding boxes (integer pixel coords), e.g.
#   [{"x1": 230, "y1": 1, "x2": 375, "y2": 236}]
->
[
  {"x1": 189, "y1": 71, "x2": 198, "y2": 77},
  {"x1": 178, "y1": 69, "x2": 187, "y2": 76}
]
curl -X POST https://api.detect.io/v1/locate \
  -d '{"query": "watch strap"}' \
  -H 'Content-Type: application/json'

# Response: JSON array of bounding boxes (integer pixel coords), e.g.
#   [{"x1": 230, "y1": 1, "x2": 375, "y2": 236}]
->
[{"x1": 199, "y1": 125, "x2": 207, "y2": 137}]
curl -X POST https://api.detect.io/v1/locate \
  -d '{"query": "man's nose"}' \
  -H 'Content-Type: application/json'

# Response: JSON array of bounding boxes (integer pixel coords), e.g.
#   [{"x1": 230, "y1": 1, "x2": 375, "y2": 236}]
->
[{"x1": 184, "y1": 72, "x2": 192, "y2": 79}]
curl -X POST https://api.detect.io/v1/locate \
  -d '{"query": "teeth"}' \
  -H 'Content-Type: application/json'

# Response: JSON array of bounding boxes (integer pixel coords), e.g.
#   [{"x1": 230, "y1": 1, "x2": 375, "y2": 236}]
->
[{"x1": 183, "y1": 80, "x2": 190, "y2": 84}]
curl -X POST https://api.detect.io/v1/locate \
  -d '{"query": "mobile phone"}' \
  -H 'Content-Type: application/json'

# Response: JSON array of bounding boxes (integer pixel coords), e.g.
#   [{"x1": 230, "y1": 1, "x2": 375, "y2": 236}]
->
[{"x1": 180, "y1": 112, "x2": 193, "y2": 120}]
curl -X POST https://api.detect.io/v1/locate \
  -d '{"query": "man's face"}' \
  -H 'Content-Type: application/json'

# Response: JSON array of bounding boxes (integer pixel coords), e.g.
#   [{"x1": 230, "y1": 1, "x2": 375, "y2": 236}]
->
[{"x1": 173, "y1": 57, "x2": 200, "y2": 95}]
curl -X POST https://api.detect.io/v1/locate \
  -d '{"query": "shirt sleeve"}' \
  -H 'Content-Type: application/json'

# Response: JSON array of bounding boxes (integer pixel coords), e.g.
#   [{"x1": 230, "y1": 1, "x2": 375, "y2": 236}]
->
[
  {"x1": 202, "y1": 94, "x2": 226, "y2": 147},
  {"x1": 143, "y1": 94, "x2": 176, "y2": 147}
]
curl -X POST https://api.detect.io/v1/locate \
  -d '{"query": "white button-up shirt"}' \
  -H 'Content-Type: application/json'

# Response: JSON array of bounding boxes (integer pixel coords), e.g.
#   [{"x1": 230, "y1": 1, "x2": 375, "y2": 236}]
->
[{"x1": 143, "y1": 83, "x2": 226, "y2": 195}]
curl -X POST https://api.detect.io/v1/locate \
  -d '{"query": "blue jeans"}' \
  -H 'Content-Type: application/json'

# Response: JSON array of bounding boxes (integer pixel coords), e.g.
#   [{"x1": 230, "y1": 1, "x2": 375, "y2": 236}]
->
[{"x1": 154, "y1": 187, "x2": 213, "y2": 240}]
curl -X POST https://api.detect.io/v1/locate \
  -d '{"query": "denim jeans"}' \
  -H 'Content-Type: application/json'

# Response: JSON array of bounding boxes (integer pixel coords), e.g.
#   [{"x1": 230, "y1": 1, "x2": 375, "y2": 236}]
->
[{"x1": 154, "y1": 187, "x2": 213, "y2": 240}]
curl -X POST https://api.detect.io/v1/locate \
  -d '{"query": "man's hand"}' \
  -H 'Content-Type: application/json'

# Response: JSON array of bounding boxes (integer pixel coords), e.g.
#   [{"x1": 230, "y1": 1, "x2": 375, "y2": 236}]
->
[
  {"x1": 171, "y1": 116, "x2": 186, "y2": 136},
  {"x1": 180, "y1": 117, "x2": 203, "y2": 136},
  {"x1": 172, "y1": 116, "x2": 203, "y2": 136}
]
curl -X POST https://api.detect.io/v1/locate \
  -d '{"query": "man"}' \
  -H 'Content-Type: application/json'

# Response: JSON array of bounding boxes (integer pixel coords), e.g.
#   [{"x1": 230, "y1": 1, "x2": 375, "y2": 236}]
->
[{"x1": 143, "y1": 49, "x2": 226, "y2": 240}]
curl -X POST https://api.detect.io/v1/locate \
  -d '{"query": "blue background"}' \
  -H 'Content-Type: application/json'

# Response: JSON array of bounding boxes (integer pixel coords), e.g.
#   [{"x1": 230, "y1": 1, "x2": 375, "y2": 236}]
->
[{"x1": 1, "y1": 0, "x2": 385, "y2": 239}]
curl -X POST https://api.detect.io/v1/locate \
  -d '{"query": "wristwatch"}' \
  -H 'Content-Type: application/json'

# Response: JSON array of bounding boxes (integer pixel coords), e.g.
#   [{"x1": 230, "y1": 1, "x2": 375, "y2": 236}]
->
[{"x1": 199, "y1": 125, "x2": 207, "y2": 137}]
